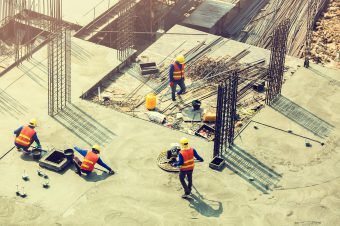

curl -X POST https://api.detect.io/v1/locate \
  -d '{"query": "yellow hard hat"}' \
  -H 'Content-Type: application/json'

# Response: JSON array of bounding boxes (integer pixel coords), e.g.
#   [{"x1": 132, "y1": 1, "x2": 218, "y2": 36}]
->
[
  {"x1": 176, "y1": 54, "x2": 185, "y2": 64},
  {"x1": 92, "y1": 144, "x2": 101, "y2": 153},
  {"x1": 180, "y1": 137, "x2": 189, "y2": 149},
  {"x1": 29, "y1": 118, "x2": 37, "y2": 127}
]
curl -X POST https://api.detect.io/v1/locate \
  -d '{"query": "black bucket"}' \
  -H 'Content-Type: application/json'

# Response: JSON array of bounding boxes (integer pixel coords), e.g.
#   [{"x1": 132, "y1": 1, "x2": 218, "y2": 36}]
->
[
  {"x1": 192, "y1": 100, "x2": 201, "y2": 111},
  {"x1": 32, "y1": 149, "x2": 42, "y2": 160},
  {"x1": 64, "y1": 149, "x2": 74, "y2": 161}
]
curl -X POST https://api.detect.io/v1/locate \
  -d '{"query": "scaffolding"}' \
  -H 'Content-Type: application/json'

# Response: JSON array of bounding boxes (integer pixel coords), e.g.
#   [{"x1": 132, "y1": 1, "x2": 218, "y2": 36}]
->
[
  {"x1": 116, "y1": 0, "x2": 135, "y2": 61},
  {"x1": 266, "y1": 19, "x2": 290, "y2": 105},
  {"x1": 213, "y1": 71, "x2": 239, "y2": 157}
]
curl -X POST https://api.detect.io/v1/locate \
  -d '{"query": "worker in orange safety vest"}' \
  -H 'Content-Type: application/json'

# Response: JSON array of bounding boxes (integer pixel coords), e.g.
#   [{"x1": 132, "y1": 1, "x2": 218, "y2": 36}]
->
[
  {"x1": 14, "y1": 118, "x2": 41, "y2": 153},
  {"x1": 169, "y1": 54, "x2": 186, "y2": 101},
  {"x1": 73, "y1": 144, "x2": 114, "y2": 176},
  {"x1": 173, "y1": 137, "x2": 204, "y2": 198}
]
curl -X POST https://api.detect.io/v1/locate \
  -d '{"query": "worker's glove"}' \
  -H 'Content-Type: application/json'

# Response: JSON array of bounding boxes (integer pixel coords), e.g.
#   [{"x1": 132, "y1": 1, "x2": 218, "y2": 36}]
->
[
  {"x1": 108, "y1": 170, "x2": 115, "y2": 175},
  {"x1": 170, "y1": 81, "x2": 174, "y2": 87}
]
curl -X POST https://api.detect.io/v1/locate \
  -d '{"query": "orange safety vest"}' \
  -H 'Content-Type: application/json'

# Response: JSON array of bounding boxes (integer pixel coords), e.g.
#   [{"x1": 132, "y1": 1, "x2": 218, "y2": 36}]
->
[
  {"x1": 81, "y1": 151, "x2": 99, "y2": 171},
  {"x1": 15, "y1": 126, "x2": 36, "y2": 147},
  {"x1": 172, "y1": 62, "x2": 185, "y2": 80},
  {"x1": 180, "y1": 148, "x2": 195, "y2": 171}
]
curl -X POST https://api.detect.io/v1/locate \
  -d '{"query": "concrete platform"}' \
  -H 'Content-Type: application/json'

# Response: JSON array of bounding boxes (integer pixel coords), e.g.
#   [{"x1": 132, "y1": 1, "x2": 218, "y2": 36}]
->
[
  {"x1": 62, "y1": 0, "x2": 118, "y2": 26},
  {"x1": 0, "y1": 24, "x2": 340, "y2": 225}
]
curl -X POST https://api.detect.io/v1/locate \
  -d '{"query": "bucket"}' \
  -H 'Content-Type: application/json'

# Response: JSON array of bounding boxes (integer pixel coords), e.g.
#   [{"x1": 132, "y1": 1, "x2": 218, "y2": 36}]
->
[
  {"x1": 192, "y1": 100, "x2": 201, "y2": 111},
  {"x1": 145, "y1": 93, "x2": 156, "y2": 110},
  {"x1": 32, "y1": 149, "x2": 42, "y2": 160},
  {"x1": 64, "y1": 149, "x2": 74, "y2": 161}
]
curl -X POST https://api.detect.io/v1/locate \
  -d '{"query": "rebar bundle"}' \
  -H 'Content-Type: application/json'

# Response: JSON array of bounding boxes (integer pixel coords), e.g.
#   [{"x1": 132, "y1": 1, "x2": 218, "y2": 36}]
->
[
  {"x1": 213, "y1": 71, "x2": 239, "y2": 157},
  {"x1": 266, "y1": 19, "x2": 290, "y2": 105},
  {"x1": 238, "y1": 0, "x2": 329, "y2": 57},
  {"x1": 304, "y1": 0, "x2": 317, "y2": 68}
]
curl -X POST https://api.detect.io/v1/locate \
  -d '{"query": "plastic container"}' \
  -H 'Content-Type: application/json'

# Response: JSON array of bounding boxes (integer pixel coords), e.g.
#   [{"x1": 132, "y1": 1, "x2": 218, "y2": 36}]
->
[
  {"x1": 145, "y1": 93, "x2": 156, "y2": 110},
  {"x1": 32, "y1": 149, "x2": 42, "y2": 160},
  {"x1": 64, "y1": 149, "x2": 74, "y2": 161},
  {"x1": 192, "y1": 100, "x2": 201, "y2": 111},
  {"x1": 203, "y1": 112, "x2": 216, "y2": 122}
]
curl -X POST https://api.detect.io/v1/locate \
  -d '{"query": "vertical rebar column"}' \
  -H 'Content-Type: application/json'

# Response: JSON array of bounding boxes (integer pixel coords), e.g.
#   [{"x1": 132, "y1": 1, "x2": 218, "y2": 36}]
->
[
  {"x1": 304, "y1": 0, "x2": 315, "y2": 68},
  {"x1": 213, "y1": 71, "x2": 239, "y2": 157},
  {"x1": 266, "y1": 19, "x2": 290, "y2": 105},
  {"x1": 48, "y1": 0, "x2": 71, "y2": 116},
  {"x1": 116, "y1": 0, "x2": 135, "y2": 61}
]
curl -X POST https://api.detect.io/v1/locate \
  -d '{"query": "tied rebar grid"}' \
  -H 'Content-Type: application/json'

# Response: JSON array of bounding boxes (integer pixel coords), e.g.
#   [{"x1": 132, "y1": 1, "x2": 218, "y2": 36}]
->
[
  {"x1": 47, "y1": 0, "x2": 71, "y2": 116},
  {"x1": 1, "y1": 0, "x2": 61, "y2": 61},
  {"x1": 1, "y1": 0, "x2": 31, "y2": 61},
  {"x1": 116, "y1": 0, "x2": 135, "y2": 61},
  {"x1": 266, "y1": 19, "x2": 290, "y2": 105},
  {"x1": 304, "y1": 0, "x2": 316, "y2": 68},
  {"x1": 213, "y1": 71, "x2": 239, "y2": 157}
]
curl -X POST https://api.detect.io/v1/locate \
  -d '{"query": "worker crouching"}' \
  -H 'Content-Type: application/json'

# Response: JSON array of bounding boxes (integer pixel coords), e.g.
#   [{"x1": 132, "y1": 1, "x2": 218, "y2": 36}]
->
[
  {"x1": 173, "y1": 137, "x2": 203, "y2": 198},
  {"x1": 73, "y1": 144, "x2": 114, "y2": 176},
  {"x1": 14, "y1": 118, "x2": 41, "y2": 153}
]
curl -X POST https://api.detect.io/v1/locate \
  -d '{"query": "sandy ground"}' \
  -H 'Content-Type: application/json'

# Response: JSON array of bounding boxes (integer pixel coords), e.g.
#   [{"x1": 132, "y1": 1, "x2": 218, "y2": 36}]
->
[{"x1": 0, "y1": 33, "x2": 340, "y2": 225}]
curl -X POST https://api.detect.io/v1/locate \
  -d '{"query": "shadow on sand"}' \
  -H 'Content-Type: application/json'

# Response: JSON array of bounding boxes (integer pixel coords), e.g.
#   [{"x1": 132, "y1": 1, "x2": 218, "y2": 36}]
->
[
  {"x1": 270, "y1": 95, "x2": 334, "y2": 138},
  {"x1": 53, "y1": 104, "x2": 116, "y2": 146},
  {"x1": 186, "y1": 186, "x2": 223, "y2": 218},
  {"x1": 223, "y1": 144, "x2": 282, "y2": 194}
]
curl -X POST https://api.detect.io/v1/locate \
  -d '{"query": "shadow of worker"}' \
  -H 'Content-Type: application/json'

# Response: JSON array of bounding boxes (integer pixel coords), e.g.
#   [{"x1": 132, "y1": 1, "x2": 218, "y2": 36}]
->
[
  {"x1": 187, "y1": 186, "x2": 223, "y2": 217},
  {"x1": 71, "y1": 164, "x2": 111, "y2": 182}
]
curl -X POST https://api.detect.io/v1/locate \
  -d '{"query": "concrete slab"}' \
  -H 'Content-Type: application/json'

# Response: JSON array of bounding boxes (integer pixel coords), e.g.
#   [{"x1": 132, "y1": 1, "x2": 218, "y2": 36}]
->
[
  {"x1": 62, "y1": 0, "x2": 118, "y2": 26},
  {"x1": 0, "y1": 24, "x2": 340, "y2": 226}
]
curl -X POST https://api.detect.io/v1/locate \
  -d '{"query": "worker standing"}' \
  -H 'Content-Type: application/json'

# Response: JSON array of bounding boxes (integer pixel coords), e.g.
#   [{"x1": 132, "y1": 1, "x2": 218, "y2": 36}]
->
[
  {"x1": 169, "y1": 54, "x2": 186, "y2": 101},
  {"x1": 173, "y1": 137, "x2": 204, "y2": 198},
  {"x1": 73, "y1": 145, "x2": 115, "y2": 176},
  {"x1": 14, "y1": 119, "x2": 41, "y2": 153}
]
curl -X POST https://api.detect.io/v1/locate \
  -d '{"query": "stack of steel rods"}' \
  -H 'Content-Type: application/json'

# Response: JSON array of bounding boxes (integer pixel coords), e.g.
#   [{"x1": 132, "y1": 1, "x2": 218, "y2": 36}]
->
[{"x1": 237, "y1": 0, "x2": 329, "y2": 57}]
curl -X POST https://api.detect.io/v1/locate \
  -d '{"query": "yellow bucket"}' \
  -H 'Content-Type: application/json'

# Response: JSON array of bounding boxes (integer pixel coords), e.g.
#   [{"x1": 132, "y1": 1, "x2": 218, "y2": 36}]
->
[{"x1": 146, "y1": 93, "x2": 156, "y2": 110}]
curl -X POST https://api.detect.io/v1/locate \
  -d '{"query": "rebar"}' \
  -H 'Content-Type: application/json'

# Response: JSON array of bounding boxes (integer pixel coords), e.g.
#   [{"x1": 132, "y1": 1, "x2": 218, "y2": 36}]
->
[
  {"x1": 116, "y1": 0, "x2": 135, "y2": 61},
  {"x1": 213, "y1": 71, "x2": 239, "y2": 157},
  {"x1": 266, "y1": 19, "x2": 290, "y2": 105}
]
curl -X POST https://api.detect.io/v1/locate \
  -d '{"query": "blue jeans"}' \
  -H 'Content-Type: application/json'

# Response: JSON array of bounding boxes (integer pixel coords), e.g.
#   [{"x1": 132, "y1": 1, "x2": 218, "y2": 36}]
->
[
  {"x1": 179, "y1": 170, "x2": 193, "y2": 195},
  {"x1": 171, "y1": 79, "x2": 186, "y2": 101},
  {"x1": 15, "y1": 143, "x2": 30, "y2": 152}
]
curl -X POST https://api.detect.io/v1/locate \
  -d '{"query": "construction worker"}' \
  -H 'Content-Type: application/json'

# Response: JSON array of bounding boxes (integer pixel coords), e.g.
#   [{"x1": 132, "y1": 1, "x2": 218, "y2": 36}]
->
[
  {"x1": 173, "y1": 137, "x2": 203, "y2": 198},
  {"x1": 14, "y1": 119, "x2": 41, "y2": 153},
  {"x1": 73, "y1": 145, "x2": 114, "y2": 176},
  {"x1": 169, "y1": 54, "x2": 186, "y2": 101}
]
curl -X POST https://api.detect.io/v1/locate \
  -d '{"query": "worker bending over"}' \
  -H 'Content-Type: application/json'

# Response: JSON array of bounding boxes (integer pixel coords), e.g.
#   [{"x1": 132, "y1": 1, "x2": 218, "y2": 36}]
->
[
  {"x1": 173, "y1": 137, "x2": 203, "y2": 198},
  {"x1": 169, "y1": 54, "x2": 186, "y2": 101},
  {"x1": 14, "y1": 119, "x2": 41, "y2": 153},
  {"x1": 73, "y1": 145, "x2": 114, "y2": 176}
]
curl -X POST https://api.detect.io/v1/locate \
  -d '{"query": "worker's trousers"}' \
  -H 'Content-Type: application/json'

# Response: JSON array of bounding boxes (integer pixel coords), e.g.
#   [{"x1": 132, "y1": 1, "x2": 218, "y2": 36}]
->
[
  {"x1": 171, "y1": 79, "x2": 186, "y2": 101},
  {"x1": 179, "y1": 170, "x2": 193, "y2": 195}
]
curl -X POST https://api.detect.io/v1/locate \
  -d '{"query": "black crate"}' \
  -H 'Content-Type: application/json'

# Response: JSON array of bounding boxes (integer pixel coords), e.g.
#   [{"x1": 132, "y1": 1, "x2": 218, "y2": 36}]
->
[{"x1": 209, "y1": 156, "x2": 225, "y2": 171}]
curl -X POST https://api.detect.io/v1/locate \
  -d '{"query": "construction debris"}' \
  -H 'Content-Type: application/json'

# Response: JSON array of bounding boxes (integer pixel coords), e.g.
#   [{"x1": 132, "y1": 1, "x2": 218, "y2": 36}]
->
[{"x1": 311, "y1": 0, "x2": 340, "y2": 67}]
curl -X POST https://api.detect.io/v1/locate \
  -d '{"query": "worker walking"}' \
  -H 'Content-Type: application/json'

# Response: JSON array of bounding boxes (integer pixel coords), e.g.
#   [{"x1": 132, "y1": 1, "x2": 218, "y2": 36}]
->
[
  {"x1": 73, "y1": 145, "x2": 114, "y2": 176},
  {"x1": 169, "y1": 54, "x2": 186, "y2": 101},
  {"x1": 14, "y1": 119, "x2": 41, "y2": 153},
  {"x1": 173, "y1": 137, "x2": 204, "y2": 198}
]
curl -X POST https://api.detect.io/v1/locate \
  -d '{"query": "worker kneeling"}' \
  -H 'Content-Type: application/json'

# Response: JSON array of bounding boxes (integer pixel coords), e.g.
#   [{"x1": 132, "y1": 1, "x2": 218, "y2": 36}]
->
[
  {"x1": 14, "y1": 118, "x2": 41, "y2": 153},
  {"x1": 172, "y1": 137, "x2": 203, "y2": 198},
  {"x1": 73, "y1": 144, "x2": 114, "y2": 176}
]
